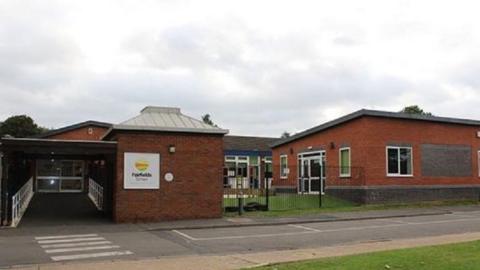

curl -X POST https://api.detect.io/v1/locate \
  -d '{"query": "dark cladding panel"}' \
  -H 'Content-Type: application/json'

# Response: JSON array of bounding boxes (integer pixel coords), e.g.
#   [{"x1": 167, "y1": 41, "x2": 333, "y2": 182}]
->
[{"x1": 421, "y1": 144, "x2": 472, "y2": 177}]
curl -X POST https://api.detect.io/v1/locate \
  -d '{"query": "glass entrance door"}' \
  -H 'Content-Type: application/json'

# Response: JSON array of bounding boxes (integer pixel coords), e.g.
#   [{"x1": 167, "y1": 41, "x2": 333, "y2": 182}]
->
[
  {"x1": 36, "y1": 160, "x2": 84, "y2": 193},
  {"x1": 298, "y1": 152, "x2": 325, "y2": 194}
]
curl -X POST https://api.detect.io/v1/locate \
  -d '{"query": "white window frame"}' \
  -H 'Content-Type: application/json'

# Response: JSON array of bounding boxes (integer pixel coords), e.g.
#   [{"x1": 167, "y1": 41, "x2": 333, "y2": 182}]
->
[
  {"x1": 280, "y1": 154, "x2": 288, "y2": 179},
  {"x1": 386, "y1": 146, "x2": 413, "y2": 177},
  {"x1": 339, "y1": 147, "x2": 351, "y2": 177}
]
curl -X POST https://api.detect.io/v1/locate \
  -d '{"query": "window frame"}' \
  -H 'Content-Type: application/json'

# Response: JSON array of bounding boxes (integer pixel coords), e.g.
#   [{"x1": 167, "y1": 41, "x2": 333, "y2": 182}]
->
[
  {"x1": 339, "y1": 147, "x2": 351, "y2": 178},
  {"x1": 386, "y1": 146, "x2": 413, "y2": 177},
  {"x1": 280, "y1": 154, "x2": 288, "y2": 179}
]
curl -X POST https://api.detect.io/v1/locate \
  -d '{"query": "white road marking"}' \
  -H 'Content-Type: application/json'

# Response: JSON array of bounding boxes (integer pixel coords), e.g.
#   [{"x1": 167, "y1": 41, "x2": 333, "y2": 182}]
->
[
  {"x1": 35, "y1": 234, "x2": 98, "y2": 240},
  {"x1": 50, "y1": 250, "x2": 133, "y2": 261},
  {"x1": 38, "y1": 237, "x2": 105, "y2": 244},
  {"x1": 35, "y1": 233, "x2": 134, "y2": 262},
  {"x1": 41, "y1": 241, "x2": 112, "y2": 249},
  {"x1": 288, "y1": 224, "x2": 321, "y2": 232},
  {"x1": 172, "y1": 230, "x2": 197, "y2": 241},
  {"x1": 45, "y1": 245, "x2": 120, "y2": 254},
  {"x1": 173, "y1": 216, "x2": 480, "y2": 241}
]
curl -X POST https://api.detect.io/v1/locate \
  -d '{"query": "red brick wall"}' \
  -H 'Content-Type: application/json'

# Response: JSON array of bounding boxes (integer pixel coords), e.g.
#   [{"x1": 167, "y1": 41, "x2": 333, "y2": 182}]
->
[
  {"x1": 46, "y1": 126, "x2": 109, "y2": 141},
  {"x1": 272, "y1": 118, "x2": 369, "y2": 188},
  {"x1": 362, "y1": 117, "x2": 480, "y2": 186},
  {"x1": 112, "y1": 132, "x2": 224, "y2": 223},
  {"x1": 272, "y1": 116, "x2": 480, "y2": 188}
]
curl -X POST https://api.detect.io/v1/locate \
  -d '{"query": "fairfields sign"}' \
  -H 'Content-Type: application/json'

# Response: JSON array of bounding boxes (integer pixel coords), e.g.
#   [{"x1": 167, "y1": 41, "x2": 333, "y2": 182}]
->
[{"x1": 124, "y1": 153, "x2": 160, "y2": 189}]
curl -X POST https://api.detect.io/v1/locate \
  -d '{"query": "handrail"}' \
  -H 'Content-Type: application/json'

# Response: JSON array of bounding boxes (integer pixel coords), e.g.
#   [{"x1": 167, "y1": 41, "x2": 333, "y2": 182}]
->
[
  {"x1": 88, "y1": 178, "x2": 103, "y2": 211},
  {"x1": 11, "y1": 177, "x2": 34, "y2": 227}
]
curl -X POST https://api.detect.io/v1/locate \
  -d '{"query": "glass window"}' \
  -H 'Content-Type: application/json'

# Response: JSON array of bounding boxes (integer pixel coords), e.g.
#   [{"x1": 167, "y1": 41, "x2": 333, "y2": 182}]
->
[
  {"x1": 249, "y1": 156, "x2": 259, "y2": 166},
  {"x1": 280, "y1": 155, "x2": 288, "y2": 178},
  {"x1": 387, "y1": 146, "x2": 413, "y2": 176},
  {"x1": 339, "y1": 147, "x2": 351, "y2": 177}
]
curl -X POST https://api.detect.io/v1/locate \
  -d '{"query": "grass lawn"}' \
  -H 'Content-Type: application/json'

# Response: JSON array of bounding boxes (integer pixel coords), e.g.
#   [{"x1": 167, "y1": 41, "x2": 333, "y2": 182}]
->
[
  {"x1": 252, "y1": 240, "x2": 480, "y2": 270},
  {"x1": 223, "y1": 194, "x2": 480, "y2": 217}
]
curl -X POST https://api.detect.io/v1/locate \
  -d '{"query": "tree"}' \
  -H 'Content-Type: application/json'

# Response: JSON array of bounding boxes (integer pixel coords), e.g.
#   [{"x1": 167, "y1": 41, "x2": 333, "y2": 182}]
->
[
  {"x1": 281, "y1": 131, "x2": 291, "y2": 138},
  {"x1": 201, "y1": 114, "x2": 218, "y2": 127},
  {"x1": 400, "y1": 105, "x2": 432, "y2": 116},
  {"x1": 0, "y1": 115, "x2": 46, "y2": 138}
]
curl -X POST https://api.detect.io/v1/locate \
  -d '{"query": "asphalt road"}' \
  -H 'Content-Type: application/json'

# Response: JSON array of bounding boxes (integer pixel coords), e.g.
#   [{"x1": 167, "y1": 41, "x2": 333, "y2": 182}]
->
[{"x1": 1, "y1": 209, "x2": 480, "y2": 268}]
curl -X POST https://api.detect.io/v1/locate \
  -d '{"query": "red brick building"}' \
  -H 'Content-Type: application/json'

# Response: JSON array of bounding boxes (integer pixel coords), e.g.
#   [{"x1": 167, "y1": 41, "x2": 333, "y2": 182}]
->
[
  {"x1": 0, "y1": 106, "x2": 227, "y2": 225},
  {"x1": 271, "y1": 109, "x2": 480, "y2": 203}
]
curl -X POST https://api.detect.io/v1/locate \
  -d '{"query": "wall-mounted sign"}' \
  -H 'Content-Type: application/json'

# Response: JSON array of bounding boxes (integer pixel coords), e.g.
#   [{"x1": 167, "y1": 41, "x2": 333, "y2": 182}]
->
[
  {"x1": 164, "y1": 172, "x2": 174, "y2": 182},
  {"x1": 124, "y1": 152, "x2": 160, "y2": 189},
  {"x1": 477, "y1": 131, "x2": 480, "y2": 138}
]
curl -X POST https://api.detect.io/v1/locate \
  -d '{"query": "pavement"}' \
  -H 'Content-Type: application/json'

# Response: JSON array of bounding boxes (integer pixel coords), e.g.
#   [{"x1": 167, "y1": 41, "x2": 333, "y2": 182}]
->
[
  {"x1": 140, "y1": 206, "x2": 455, "y2": 231},
  {"x1": 1, "y1": 204, "x2": 480, "y2": 269}
]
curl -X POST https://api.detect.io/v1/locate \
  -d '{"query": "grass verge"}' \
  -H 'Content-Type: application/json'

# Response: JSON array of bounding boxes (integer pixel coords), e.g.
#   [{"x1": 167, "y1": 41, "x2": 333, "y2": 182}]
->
[
  {"x1": 224, "y1": 195, "x2": 479, "y2": 217},
  {"x1": 251, "y1": 240, "x2": 480, "y2": 270}
]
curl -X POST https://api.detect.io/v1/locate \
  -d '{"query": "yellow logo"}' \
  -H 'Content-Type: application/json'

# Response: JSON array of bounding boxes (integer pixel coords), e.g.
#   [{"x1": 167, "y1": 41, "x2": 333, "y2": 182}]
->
[{"x1": 135, "y1": 159, "x2": 149, "y2": 172}]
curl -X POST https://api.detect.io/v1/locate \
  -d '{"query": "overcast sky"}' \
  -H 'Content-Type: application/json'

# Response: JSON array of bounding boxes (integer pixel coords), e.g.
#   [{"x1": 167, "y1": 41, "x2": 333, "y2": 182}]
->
[{"x1": 1, "y1": 0, "x2": 480, "y2": 137}]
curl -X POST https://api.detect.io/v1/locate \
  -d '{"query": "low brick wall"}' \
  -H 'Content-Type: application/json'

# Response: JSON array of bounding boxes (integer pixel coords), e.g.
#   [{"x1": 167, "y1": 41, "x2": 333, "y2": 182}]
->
[{"x1": 327, "y1": 185, "x2": 480, "y2": 204}]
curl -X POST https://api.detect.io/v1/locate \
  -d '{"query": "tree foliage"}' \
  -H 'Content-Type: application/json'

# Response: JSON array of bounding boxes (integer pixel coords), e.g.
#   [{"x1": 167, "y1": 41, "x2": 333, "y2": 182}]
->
[
  {"x1": 201, "y1": 114, "x2": 218, "y2": 127},
  {"x1": 281, "y1": 131, "x2": 291, "y2": 138},
  {"x1": 400, "y1": 105, "x2": 433, "y2": 116},
  {"x1": 0, "y1": 115, "x2": 47, "y2": 138}
]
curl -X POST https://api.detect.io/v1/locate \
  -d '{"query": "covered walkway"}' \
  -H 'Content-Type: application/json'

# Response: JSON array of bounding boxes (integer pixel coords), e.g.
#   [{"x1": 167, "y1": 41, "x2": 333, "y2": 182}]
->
[{"x1": 19, "y1": 193, "x2": 110, "y2": 227}]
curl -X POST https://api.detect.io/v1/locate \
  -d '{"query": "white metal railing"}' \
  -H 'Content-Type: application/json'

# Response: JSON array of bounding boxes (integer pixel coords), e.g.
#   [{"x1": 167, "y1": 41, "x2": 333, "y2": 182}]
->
[
  {"x1": 11, "y1": 177, "x2": 34, "y2": 227},
  {"x1": 88, "y1": 178, "x2": 104, "y2": 210}
]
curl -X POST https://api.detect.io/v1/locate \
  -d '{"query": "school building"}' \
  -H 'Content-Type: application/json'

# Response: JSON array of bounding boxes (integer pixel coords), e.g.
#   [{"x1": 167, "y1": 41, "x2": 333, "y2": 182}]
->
[
  {"x1": 1, "y1": 106, "x2": 480, "y2": 226},
  {"x1": 271, "y1": 109, "x2": 480, "y2": 203}
]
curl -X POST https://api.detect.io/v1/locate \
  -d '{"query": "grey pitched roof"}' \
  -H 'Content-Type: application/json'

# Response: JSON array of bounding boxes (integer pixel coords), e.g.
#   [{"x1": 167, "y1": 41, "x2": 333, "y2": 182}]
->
[
  {"x1": 34, "y1": 121, "x2": 112, "y2": 138},
  {"x1": 224, "y1": 135, "x2": 279, "y2": 152},
  {"x1": 104, "y1": 106, "x2": 228, "y2": 136},
  {"x1": 271, "y1": 109, "x2": 480, "y2": 148}
]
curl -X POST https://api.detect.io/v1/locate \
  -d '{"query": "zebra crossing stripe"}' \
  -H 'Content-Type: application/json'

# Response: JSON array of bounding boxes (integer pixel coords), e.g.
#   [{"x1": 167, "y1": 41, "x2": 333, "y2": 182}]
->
[
  {"x1": 41, "y1": 241, "x2": 112, "y2": 249},
  {"x1": 50, "y1": 250, "x2": 133, "y2": 261},
  {"x1": 35, "y1": 234, "x2": 98, "y2": 240},
  {"x1": 45, "y1": 245, "x2": 121, "y2": 254},
  {"x1": 38, "y1": 237, "x2": 105, "y2": 244}
]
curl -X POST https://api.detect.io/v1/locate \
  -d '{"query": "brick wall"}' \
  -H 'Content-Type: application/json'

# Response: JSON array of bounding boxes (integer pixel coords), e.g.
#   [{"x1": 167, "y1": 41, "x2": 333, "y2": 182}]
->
[
  {"x1": 112, "y1": 131, "x2": 224, "y2": 223},
  {"x1": 362, "y1": 117, "x2": 480, "y2": 186},
  {"x1": 272, "y1": 116, "x2": 480, "y2": 190},
  {"x1": 46, "y1": 126, "x2": 109, "y2": 141},
  {"x1": 272, "y1": 117, "x2": 369, "y2": 189}
]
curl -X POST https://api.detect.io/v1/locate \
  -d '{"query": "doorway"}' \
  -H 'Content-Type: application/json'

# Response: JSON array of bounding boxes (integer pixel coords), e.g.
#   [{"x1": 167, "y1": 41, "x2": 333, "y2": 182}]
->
[
  {"x1": 298, "y1": 151, "x2": 326, "y2": 194},
  {"x1": 36, "y1": 160, "x2": 84, "y2": 192}
]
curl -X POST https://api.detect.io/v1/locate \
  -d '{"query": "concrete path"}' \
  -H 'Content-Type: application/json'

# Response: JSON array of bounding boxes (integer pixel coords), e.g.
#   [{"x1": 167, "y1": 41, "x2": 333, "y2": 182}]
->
[{"x1": 9, "y1": 232, "x2": 480, "y2": 270}]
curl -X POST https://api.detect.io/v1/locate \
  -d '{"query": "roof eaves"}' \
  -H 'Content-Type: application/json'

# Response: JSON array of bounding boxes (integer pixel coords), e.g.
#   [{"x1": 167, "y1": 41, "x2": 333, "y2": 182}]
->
[
  {"x1": 34, "y1": 121, "x2": 112, "y2": 138},
  {"x1": 108, "y1": 124, "x2": 229, "y2": 135}
]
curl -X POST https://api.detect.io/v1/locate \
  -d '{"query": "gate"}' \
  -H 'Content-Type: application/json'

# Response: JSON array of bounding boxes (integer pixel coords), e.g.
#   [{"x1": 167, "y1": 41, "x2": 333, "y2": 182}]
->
[{"x1": 223, "y1": 165, "x2": 269, "y2": 214}]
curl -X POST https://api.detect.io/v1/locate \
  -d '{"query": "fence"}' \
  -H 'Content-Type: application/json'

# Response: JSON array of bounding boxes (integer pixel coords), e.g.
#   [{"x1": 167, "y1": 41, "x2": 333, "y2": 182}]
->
[
  {"x1": 223, "y1": 164, "x2": 364, "y2": 214},
  {"x1": 88, "y1": 178, "x2": 104, "y2": 211},
  {"x1": 11, "y1": 177, "x2": 34, "y2": 227}
]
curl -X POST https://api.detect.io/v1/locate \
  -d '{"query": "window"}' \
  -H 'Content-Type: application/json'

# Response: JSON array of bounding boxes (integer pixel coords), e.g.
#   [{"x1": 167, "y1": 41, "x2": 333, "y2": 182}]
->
[
  {"x1": 280, "y1": 155, "x2": 288, "y2": 178},
  {"x1": 386, "y1": 146, "x2": 413, "y2": 176},
  {"x1": 339, "y1": 147, "x2": 351, "y2": 177}
]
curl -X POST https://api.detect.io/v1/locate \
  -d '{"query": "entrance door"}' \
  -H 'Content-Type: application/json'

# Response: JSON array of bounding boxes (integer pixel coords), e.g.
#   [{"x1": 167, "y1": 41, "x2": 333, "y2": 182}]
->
[
  {"x1": 298, "y1": 152, "x2": 325, "y2": 194},
  {"x1": 36, "y1": 160, "x2": 84, "y2": 193}
]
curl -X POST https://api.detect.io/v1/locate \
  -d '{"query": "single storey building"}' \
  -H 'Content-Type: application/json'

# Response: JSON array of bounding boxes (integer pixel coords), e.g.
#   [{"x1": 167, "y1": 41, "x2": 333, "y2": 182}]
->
[
  {"x1": 0, "y1": 106, "x2": 228, "y2": 226},
  {"x1": 223, "y1": 135, "x2": 277, "y2": 189},
  {"x1": 271, "y1": 109, "x2": 480, "y2": 203}
]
